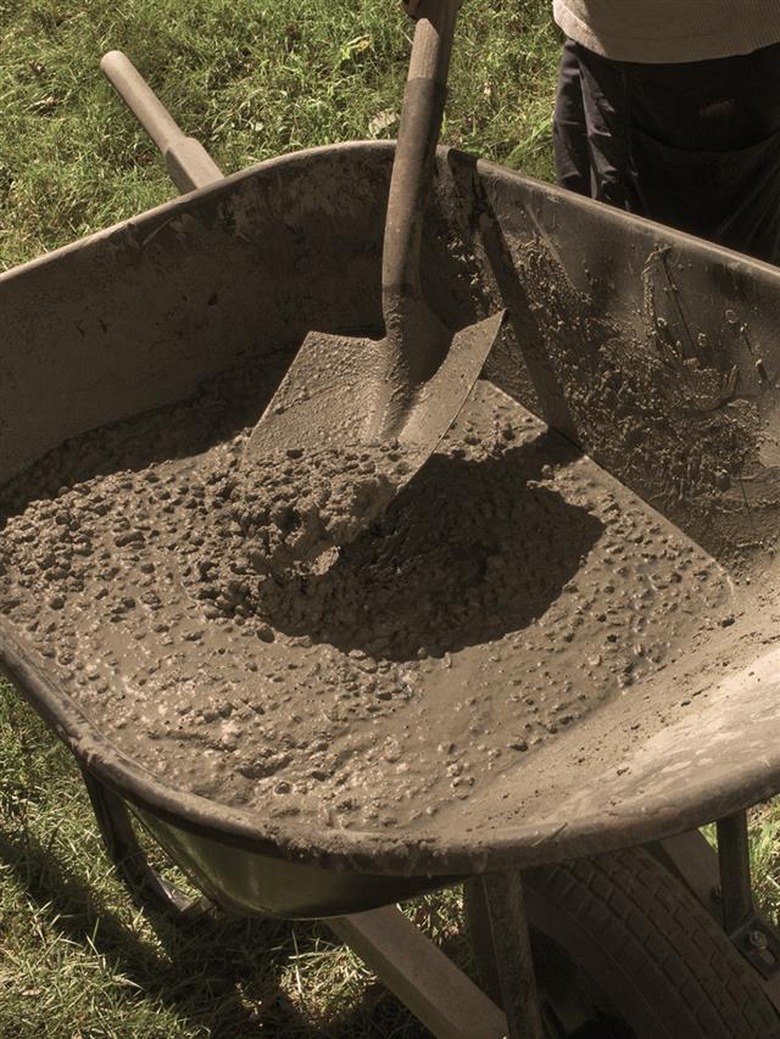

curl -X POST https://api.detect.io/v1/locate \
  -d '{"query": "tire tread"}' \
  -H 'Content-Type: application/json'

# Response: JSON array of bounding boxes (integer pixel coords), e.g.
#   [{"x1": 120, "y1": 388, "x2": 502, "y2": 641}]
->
[{"x1": 526, "y1": 847, "x2": 779, "y2": 1037}]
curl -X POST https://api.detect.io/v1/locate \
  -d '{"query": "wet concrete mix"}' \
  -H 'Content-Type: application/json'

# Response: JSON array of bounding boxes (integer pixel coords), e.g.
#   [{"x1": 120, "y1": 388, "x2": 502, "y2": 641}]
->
[{"x1": 0, "y1": 363, "x2": 738, "y2": 837}]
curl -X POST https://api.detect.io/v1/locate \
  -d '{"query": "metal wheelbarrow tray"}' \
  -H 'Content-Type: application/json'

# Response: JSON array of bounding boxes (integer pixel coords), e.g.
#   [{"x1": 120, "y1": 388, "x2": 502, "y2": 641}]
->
[{"x1": 3, "y1": 140, "x2": 780, "y2": 1032}]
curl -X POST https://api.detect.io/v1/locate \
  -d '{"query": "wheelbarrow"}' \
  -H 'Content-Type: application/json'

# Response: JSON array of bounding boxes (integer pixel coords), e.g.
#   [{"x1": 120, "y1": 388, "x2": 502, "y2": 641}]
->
[{"x1": 4, "y1": 46, "x2": 780, "y2": 1039}]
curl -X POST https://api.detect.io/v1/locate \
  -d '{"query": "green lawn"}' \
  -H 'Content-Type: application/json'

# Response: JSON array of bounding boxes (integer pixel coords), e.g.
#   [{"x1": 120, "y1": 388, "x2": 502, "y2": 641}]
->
[
  {"x1": 2, "y1": 1, "x2": 779, "y2": 1036},
  {"x1": 0, "y1": 0, "x2": 558, "y2": 270}
]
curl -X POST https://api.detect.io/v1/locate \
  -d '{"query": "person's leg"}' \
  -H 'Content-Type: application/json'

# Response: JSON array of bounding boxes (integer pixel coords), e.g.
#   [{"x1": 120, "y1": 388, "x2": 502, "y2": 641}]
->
[
  {"x1": 552, "y1": 40, "x2": 592, "y2": 196},
  {"x1": 624, "y1": 42, "x2": 780, "y2": 262},
  {"x1": 567, "y1": 41, "x2": 780, "y2": 262},
  {"x1": 554, "y1": 41, "x2": 635, "y2": 211},
  {"x1": 627, "y1": 42, "x2": 780, "y2": 153}
]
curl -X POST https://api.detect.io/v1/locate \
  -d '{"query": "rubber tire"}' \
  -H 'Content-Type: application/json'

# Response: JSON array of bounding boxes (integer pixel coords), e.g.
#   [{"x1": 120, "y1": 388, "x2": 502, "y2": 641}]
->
[{"x1": 464, "y1": 846, "x2": 780, "y2": 1039}]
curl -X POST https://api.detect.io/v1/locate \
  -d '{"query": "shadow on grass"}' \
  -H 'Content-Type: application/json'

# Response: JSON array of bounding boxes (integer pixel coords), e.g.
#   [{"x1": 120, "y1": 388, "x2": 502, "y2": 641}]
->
[{"x1": 0, "y1": 819, "x2": 466, "y2": 1037}]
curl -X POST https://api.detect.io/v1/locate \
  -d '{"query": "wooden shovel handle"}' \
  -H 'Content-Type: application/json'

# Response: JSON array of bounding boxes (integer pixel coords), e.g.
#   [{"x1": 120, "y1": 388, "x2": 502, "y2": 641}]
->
[
  {"x1": 381, "y1": 0, "x2": 462, "y2": 311},
  {"x1": 403, "y1": 0, "x2": 465, "y2": 23}
]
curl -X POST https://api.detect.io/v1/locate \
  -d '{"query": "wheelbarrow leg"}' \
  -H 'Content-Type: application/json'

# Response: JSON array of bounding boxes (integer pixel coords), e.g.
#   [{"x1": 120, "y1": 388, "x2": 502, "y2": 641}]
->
[
  {"x1": 716, "y1": 812, "x2": 780, "y2": 988},
  {"x1": 80, "y1": 767, "x2": 210, "y2": 921},
  {"x1": 717, "y1": 811, "x2": 755, "y2": 933},
  {"x1": 653, "y1": 818, "x2": 780, "y2": 1011},
  {"x1": 475, "y1": 871, "x2": 546, "y2": 1039}
]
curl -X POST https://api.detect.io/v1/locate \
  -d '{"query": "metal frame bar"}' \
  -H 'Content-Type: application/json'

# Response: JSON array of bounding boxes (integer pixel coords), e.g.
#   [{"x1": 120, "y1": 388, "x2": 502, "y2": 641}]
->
[
  {"x1": 477, "y1": 872, "x2": 545, "y2": 1039},
  {"x1": 655, "y1": 816, "x2": 780, "y2": 1008},
  {"x1": 329, "y1": 908, "x2": 509, "y2": 1039},
  {"x1": 81, "y1": 768, "x2": 210, "y2": 921},
  {"x1": 328, "y1": 873, "x2": 547, "y2": 1039},
  {"x1": 716, "y1": 812, "x2": 780, "y2": 988},
  {"x1": 716, "y1": 812, "x2": 755, "y2": 933}
]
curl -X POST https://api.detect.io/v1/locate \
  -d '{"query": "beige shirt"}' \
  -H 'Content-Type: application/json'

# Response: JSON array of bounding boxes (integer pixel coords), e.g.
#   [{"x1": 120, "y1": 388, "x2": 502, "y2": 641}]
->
[{"x1": 553, "y1": 0, "x2": 780, "y2": 62}]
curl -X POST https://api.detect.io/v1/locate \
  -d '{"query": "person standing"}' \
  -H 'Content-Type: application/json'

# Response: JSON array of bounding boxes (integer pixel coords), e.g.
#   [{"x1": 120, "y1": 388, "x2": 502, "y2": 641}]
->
[{"x1": 551, "y1": 1, "x2": 780, "y2": 263}]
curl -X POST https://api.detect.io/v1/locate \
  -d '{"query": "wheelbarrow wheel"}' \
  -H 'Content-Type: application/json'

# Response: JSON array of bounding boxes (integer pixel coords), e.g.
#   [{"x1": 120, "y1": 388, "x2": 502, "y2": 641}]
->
[{"x1": 464, "y1": 845, "x2": 779, "y2": 1039}]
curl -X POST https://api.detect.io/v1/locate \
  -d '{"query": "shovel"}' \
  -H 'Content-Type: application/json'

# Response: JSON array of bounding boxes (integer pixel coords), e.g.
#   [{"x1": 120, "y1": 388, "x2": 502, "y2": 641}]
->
[{"x1": 243, "y1": 0, "x2": 506, "y2": 552}]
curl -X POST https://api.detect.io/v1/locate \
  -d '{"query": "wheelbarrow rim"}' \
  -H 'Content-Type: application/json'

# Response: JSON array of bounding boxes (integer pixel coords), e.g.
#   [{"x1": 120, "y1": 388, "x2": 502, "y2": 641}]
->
[{"x1": 3, "y1": 621, "x2": 779, "y2": 879}]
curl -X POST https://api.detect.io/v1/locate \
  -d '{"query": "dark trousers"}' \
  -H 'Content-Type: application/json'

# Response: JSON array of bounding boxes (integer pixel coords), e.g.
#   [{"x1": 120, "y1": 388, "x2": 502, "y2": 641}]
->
[{"x1": 553, "y1": 39, "x2": 780, "y2": 264}]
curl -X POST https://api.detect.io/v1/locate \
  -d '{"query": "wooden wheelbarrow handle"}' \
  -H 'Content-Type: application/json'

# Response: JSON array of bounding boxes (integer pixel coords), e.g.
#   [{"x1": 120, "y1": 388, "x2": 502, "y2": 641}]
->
[{"x1": 100, "y1": 50, "x2": 223, "y2": 194}]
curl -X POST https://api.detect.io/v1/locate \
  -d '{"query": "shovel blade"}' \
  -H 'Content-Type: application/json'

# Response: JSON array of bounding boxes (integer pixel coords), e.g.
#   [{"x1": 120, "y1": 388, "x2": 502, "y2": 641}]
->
[
  {"x1": 398, "y1": 308, "x2": 507, "y2": 457},
  {"x1": 246, "y1": 331, "x2": 388, "y2": 457},
  {"x1": 242, "y1": 309, "x2": 506, "y2": 553},
  {"x1": 247, "y1": 309, "x2": 506, "y2": 465}
]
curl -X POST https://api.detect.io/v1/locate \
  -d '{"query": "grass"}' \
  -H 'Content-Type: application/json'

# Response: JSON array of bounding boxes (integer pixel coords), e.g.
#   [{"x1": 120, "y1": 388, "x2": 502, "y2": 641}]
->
[
  {"x1": 0, "y1": 2, "x2": 556, "y2": 1034},
  {"x1": 0, "y1": 0, "x2": 559, "y2": 269}
]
